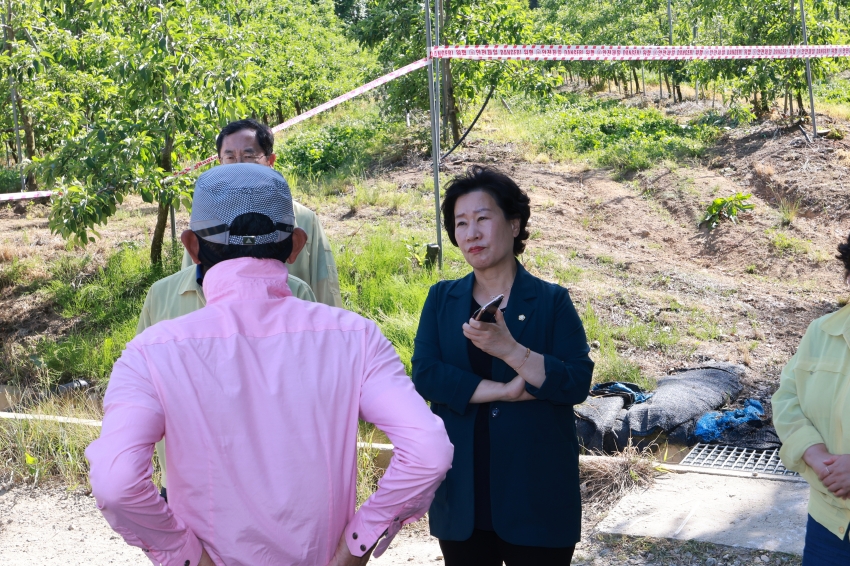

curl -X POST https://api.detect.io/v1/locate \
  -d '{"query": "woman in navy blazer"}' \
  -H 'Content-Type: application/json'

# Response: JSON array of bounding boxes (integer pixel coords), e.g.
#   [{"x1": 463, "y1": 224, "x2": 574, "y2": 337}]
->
[{"x1": 412, "y1": 166, "x2": 594, "y2": 565}]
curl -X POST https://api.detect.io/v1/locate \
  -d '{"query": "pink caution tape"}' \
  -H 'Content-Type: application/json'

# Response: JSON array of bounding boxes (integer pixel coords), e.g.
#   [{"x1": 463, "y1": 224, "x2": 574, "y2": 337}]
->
[
  {"x1": 0, "y1": 190, "x2": 53, "y2": 202},
  {"x1": 431, "y1": 44, "x2": 850, "y2": 61}
]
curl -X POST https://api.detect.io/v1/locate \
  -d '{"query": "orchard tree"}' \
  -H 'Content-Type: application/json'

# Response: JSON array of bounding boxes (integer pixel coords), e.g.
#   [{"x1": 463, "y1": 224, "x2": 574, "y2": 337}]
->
[
  {"x1": 357, "y1": 0, "x2": 561, "y2": 143},
  {"x1": 39, "y1": 0, "x2": 250, "y2": 264}
]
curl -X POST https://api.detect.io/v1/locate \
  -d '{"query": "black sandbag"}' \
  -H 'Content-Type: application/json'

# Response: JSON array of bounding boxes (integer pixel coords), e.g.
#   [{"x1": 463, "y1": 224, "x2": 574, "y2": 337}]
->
[
  {"x1": 626, "y1": 363, "x2": 744, "y2": 437},
  {"x1": 575, "y1": 395, "x2": 625, "y2": 452},
  {"x1": 716, "y1": 422, "x2": 782, "y2": 450}
]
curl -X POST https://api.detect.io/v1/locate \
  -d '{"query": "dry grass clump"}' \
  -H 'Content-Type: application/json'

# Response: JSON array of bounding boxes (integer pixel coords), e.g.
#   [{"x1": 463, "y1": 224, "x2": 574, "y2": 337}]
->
[
  {"x1": 752, "y1": 162, "x2": 775, "y2": 179},
  {"x1": 579, "y1": 444, "x2": 658, "y2": 510},
  {"x1": 0, "y1": 244, "x2": 18, "y2": 263},
  {"x1": 0, "y1": 392, "x2": 104, "y2": 489}
]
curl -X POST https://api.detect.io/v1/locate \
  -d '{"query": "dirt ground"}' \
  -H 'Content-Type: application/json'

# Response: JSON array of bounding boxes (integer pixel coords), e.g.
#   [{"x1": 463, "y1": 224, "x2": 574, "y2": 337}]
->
[{"x1": 0, "y1": 483, "x2": 801, "y2": 565}]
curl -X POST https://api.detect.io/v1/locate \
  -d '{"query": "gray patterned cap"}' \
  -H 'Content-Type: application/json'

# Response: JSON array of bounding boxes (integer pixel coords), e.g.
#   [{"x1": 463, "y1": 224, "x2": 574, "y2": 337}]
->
[{"x1": 190, "y1": 163, "x2": 295, "y2": 246}]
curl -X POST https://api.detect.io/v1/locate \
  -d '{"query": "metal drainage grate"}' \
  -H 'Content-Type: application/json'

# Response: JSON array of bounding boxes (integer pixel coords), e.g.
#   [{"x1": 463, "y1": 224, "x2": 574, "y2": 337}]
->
[{"x1": 679, "y1": 443, "x2": 799, "y2": 477}]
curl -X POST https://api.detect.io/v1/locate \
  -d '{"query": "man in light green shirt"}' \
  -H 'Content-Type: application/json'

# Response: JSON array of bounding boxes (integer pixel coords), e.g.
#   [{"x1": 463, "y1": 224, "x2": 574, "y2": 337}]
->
[{"x1": 180, "y1": 119, "x2": 341, "y2": 308}]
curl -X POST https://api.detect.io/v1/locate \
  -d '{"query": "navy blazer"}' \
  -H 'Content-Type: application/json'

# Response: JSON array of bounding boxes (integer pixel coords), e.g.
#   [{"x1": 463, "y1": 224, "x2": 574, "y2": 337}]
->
[{"x1": 411, "y1": 262, "x2": 594, "y2": 547}]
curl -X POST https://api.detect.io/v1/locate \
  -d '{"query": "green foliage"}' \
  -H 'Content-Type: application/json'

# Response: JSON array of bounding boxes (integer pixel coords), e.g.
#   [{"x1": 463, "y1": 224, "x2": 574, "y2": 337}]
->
[
  {"x1": 357, "y1": 0, "x2": 561, "y2": 118},
  {"x1": 531, "y1": 95, "x2": 720, "y2": 171},
  {"x1": 337, "y1": 223, "x2": 466, "y2": 373},
  {"x1": 816, "y1": 78, "x2": 850, "y2": 105},
  {"x1": 1, "y1": 0, "x2": 374, "y2": 260},
  {"x1": 0, "y1": 167, "x2": 22, "y2": 194},
  {"x1": 700, "y1": 193, "x2": 754, "y2": 230},
  {"x1": 580, "y1": 303, "x2": 656, "y2": 391},
  {"x1": 2, "y1": 242, "x2": 182, "y2": 389},
  {"x1": 537, "y1": 0, "x2": 850, "y2": 113},
  {"x1": 279, "y1": 117, "x2": 385, "y2": 175},
  {"x1": 767, "y1": 229, "x2": 811, "y2": 256}
]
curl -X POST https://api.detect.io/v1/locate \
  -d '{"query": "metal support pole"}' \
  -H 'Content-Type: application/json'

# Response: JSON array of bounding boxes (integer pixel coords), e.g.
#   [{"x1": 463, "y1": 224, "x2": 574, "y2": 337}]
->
[
  {"x1": 434, "y1": 0, "x2": 442, "y2": 154},
  {"x1": 2, "y1": 9, "x2": 24, "y2": 191},
  {"x1": 667, "y1": 0, "x2": 675, "y2": 102},
  {"x1": 799, "y1": 0, "x2": 817, "y2": 138},
  {"x1": 424, "y1": 0, "x2": 443, "y2": 269},
  {"x1": 169, "y1": 205, "x2": 176, "y2": 240}
]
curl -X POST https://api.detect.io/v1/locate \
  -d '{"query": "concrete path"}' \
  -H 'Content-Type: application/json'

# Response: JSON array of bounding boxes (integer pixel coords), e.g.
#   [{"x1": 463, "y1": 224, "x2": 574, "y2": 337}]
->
[{"x1": 596, "y1": 470, "x2": 810, "y2": 555}]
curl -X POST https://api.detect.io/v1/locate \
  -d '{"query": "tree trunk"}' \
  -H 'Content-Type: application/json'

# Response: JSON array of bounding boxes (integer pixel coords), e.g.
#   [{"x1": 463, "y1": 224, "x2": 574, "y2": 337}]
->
[
  {"x1": 444, "y1": 59, "x2": 461, "y2": 144},
  {"x1": 796, "y1": 92, "x2": 805, "y2": 115},
  {"x1": 664, "y1": 73, "x2": 672, "y2": 99},
  {"x1": 276, "y1": 102, "x2": 284, "y2": 125},
  {"x1": 150, "y1": 133, "x2": 174, "y2": 265},
  {"x1": 632, "y1": 68, "x2": 640, "y2": 95},
  {"x1": 14, "y1": 94, "x2": 37, "y2": 191}
]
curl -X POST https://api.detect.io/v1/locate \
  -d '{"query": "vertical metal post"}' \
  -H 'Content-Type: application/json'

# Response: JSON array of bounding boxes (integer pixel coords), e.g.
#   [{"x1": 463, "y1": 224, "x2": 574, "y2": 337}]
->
[
  {"x1": 799, "y1": 0, "x2": 817, "y2": 138},
  {"x1": 2, "y1": 8, "x2": 23, "y2": 192},
  {"x1": 667, "y1": 0, "x2": 674, "y2": 102},
  {"x1": 667, "y1": 0, "x2": 674, "y2": 45},
  {"x1": 424, "y1": 0, "x2": 443, "y2": 268},
  {"x1": 169, "y1": 205, "x2": 176, "y2": 240},
  {"x1": 434, "y1": 0, "x2": 442, "y2": 154}
]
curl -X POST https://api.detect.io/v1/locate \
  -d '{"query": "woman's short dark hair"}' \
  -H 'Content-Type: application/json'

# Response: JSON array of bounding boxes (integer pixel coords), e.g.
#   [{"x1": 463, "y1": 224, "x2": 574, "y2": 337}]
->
[
  {"x1": 441, "y1": 166, "x2": 531, "y2": 255},
  {"x1": 838, "y1": 233, "x2": 850, "y2": 278},
  {"x1": 216, "y1": 119, "x2": 275, "y2": 157}
]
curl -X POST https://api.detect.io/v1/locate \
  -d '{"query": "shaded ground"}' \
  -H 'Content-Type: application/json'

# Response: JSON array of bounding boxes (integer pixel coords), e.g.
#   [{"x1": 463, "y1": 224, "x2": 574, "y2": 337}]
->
[{"x1": 0, "y1": 483, "x2": 802, "y2": 565}]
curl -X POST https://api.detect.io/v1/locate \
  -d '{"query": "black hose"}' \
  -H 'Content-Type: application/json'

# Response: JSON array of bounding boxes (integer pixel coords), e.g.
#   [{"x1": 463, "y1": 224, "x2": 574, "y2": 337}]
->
[{"x1": 440, "y1": 84, "x2": 497, "y2": 162}]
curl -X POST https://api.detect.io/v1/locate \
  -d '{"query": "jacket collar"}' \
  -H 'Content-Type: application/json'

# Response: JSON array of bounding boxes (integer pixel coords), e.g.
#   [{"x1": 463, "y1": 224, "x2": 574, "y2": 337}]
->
[
  {"x1": 202, "y1": 257, "x2": 293, "y2": 305},
  {"x1": 820, "y1": 304, "x2": 850, "y2": 338}
]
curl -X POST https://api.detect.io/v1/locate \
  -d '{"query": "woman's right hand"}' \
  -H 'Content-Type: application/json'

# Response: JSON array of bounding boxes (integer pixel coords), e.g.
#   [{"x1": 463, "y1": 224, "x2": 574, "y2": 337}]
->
[
  {"x1": 502, "y1": 375, "x2": 535, "y2": 402},
  {"x1": 803, "y1": 443, "x2": 833, "y2": 477}
]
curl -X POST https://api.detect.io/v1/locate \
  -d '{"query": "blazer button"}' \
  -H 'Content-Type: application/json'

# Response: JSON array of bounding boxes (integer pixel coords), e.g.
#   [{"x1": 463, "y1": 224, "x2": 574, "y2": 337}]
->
[
  {"x1": 360, "y1": 544, "x2": 367, "y2": 552},
  {"x1": 352, "y1": 532, "x2": 358, "y2": 539},
  {"x1": 491, "y1": 408, "x2": 500, "y2": 418}
]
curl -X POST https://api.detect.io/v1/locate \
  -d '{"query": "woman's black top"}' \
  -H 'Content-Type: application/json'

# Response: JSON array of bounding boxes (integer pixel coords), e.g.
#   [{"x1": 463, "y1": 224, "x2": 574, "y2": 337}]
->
[{"x1": 467, "y1": 297, "x2": 502, "y2": 531}]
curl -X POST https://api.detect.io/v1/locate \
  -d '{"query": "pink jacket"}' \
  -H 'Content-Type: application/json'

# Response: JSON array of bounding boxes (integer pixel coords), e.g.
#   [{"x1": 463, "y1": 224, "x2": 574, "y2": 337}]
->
[{"x1": 86, "y1": 257, "x2": 453, "y2": 566}]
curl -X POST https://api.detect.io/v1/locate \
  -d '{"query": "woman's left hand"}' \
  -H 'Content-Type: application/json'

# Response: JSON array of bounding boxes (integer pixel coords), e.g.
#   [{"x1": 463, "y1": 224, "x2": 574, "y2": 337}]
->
[
  {"x1": 463, "y1": 308, "x2": 521, "y2": 361},
  {"x1": 819, "y1": 454, "x2": 850, "y2": 499}
]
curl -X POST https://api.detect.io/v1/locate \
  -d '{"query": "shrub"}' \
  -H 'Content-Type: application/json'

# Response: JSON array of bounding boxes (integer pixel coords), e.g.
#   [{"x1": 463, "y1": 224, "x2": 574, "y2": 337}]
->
[
  {"x1": 700, "y1": 193, "x2": 754, "y2": 230},
  {"x1": 0, "y1": 167, "x2": 22, "y2": 194}
]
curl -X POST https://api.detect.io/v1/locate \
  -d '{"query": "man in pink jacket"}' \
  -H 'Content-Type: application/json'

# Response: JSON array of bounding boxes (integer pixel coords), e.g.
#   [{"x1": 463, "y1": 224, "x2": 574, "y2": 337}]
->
[{"x1": 86, "y1": 163, "x2": 453, "y2": 566}]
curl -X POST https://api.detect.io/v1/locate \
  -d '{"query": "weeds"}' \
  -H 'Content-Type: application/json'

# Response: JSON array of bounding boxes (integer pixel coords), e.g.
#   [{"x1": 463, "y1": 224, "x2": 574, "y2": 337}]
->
[
  {"x1": 0, "y1": 394, "x2": 103, "y2": 487},
  {"x1": 767, "y1": 229, "x2": 810, "y2": 256},
  {"x1": 776, "y1": 195, "x2": 801, "y2": 227},
  {"x1": 581, "y1": 303, "x2": 656, "y2": 391}
]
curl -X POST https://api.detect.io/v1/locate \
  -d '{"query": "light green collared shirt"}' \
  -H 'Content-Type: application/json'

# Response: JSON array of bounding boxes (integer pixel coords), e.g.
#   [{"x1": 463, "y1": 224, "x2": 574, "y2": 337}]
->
[
  {"x1": 137, "y1": 263, "x2": 316, "y2": 334},
  {"x1": 181, "y1": 201, "x2": 341, "y2": 308},
  {"x1": 773, "y1": 304, "x2": 850, "y2": 540}
]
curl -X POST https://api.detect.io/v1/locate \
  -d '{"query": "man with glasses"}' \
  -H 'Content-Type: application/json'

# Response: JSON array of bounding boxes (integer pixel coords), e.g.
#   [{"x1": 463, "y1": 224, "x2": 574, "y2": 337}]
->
[
  {"x1": 190, "y1": 119, "x2": 341, "y2": 308},
  {"x1": 136, "y1": 119, "x2": 342, "y2": 501}
]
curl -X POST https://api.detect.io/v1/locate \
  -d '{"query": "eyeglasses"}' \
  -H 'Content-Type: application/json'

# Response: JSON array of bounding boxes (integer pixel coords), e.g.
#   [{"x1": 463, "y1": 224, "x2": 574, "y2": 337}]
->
[{"x1": 220, "y1": 153, "x2": 266, "y2": 164}]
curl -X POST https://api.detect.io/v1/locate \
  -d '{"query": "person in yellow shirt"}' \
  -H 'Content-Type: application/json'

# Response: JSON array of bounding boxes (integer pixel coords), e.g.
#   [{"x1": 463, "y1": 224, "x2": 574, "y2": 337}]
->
[
  {"x1": 773, "y1": 235, "x2": 850, "y2": 564},
  {"x1": 179, "y1": 119, "x2": 341, "y2": 308}
]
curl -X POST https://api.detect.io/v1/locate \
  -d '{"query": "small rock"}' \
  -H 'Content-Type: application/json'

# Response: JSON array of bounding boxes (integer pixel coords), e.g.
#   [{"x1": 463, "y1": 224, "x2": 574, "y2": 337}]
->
[
  {"x1": 590, "y1": 340, "x2": 601, "y2": 349},
  {"x1": 706, "y1": 559, "x2": 717, "y2": 566},
  {"x1": 640, "y1": 230, "x2": 651, "y2": 237},
  {"x1": 13, "y1": 203, "x2": 26, "y2": 215},
  {"x1": 760, "y1": 556, "x2": 770, "y2": 563},
  {"x1": 435, "y1": 556, "x2": 443, "y2": 561},
  {"x1": 67, "y1": 525, "x2": 73, "y2": 531}
]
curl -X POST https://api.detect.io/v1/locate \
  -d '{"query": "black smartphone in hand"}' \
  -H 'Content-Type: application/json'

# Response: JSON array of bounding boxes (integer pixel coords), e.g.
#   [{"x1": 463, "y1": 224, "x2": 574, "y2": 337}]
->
[{"x1": 472, "y1": 294, "x2": 504, "y2": 323}]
